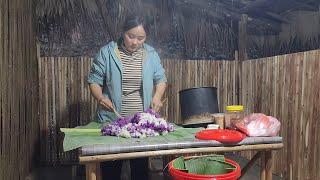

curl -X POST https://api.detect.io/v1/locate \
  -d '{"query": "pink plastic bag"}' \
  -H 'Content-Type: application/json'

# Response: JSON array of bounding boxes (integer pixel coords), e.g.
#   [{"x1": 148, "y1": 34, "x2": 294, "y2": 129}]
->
[{"x1": 234, "y1": 113, "x2": 281, "y2": 137}]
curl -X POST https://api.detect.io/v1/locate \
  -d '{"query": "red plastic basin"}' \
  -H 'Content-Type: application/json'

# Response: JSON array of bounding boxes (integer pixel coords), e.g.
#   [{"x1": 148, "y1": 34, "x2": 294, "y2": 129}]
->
[{"x1": 168, "y1": 158, "x2": 241, "y2": 180}]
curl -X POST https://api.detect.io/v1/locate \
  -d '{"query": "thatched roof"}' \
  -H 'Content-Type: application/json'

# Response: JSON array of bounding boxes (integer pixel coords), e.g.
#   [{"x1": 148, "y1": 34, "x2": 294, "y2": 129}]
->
[
  {"x1": 36, "y1": 0, "x2": 320, "y2": 32},
  {"x1": 36, "y1": 0, "x2": 320, "y2": 59}
]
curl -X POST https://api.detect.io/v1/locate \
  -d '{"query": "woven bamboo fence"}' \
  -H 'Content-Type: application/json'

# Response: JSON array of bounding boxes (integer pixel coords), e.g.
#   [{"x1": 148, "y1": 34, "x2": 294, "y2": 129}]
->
[
  {"x1": 240, "y1": 49, "x2": 320, "y2": 179},
  {"x1": 0, "y1": 0, "x2": 39, "y2": 179},
  {"x1": 163, "y1": 60, "x2": 239, "y2": 123},
  {"x1": 38, "y1": 57, "x2": 97, "y2": 164},
  {"x1": 38, "y1": 49, "x2": 320, "y2": 179}
]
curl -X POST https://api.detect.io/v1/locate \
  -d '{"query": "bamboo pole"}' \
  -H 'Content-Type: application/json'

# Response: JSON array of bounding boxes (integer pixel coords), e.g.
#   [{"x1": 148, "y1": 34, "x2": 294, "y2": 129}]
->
[
  {"x1": 260, "y1": 151, "x2": 266, "y2": 180},
  {"x1": 86, "y1": 163, "x2": 101, "y2": 180},
  {"x1": 265, "y1": 151, "x2": 273, "y2": 180}
]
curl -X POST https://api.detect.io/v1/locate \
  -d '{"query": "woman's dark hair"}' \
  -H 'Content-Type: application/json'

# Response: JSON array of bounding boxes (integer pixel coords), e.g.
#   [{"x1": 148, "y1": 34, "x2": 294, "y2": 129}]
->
[{"x1": 122, "y1": 15, "x2": 145, "y2": 32}]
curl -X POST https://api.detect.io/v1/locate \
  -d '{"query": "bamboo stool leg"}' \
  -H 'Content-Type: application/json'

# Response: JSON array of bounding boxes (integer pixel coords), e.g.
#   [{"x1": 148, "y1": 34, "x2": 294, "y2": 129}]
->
[
  {"x1": 265, "y1": 150, "x2": 273, "y2": 180},
  {"x1": 260, "y1": 151, "x2": 266, "y2": 180},
  {"x1": 86, "y1": 162, "x2": 101, "y2": 180}
]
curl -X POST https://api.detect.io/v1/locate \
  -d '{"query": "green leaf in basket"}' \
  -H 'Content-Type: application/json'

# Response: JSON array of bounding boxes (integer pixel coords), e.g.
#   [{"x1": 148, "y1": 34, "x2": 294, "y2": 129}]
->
[
  {"x1": 185, "y1": 158, "x2": 206, "y2": 174},
  {"x1": 202, "y1": 154, "x2": 225, "y2": 161},
  {"x1": 203, "y1": 160, "x2": 230, "y2": 175},
  {"x1": 183, "y1": 155, "x2": 237, "y2": 175},
  {"x1": 172, "y1": 156, "x2": 186, "y2": 170}
]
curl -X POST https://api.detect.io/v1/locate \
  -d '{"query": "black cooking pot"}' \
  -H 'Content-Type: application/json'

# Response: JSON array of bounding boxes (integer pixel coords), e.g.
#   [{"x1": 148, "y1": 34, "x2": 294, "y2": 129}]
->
[{"x1": 179, "y1": 87, "x2": 219, "y2": 121}]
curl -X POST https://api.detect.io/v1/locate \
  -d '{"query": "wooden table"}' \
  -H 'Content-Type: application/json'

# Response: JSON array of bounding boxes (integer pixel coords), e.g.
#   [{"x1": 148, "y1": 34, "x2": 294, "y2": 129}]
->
[{"x1": 79, "y1": 140, "x2": 283, "y2": 180}]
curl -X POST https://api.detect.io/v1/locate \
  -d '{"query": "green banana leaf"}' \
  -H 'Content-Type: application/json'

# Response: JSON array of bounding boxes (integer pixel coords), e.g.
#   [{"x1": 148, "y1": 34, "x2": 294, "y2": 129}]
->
[
  {"x1": 172, "y1": 155, "x2": 237, "y2": 175},
  {"x1": 60, "y1": 122, "x2": 203, "y2": 151},
  {"x1": 185, "y1": 158, "x2": 207, "y2": 174},
  {"x1": 172, "y1": 156, "x2": 186, "y2": 170}
]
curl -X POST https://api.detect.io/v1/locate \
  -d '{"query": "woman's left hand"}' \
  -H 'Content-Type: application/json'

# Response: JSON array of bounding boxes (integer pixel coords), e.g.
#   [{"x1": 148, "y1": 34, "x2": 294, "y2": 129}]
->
[{"x1": 151, "y1": 96, "x2": 163, "y2": 112}]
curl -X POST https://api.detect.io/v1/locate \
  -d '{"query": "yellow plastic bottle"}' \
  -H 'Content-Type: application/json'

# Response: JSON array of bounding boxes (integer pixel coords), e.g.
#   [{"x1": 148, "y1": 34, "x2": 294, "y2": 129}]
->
[{"x1": 225, "y1": 105, "x2": 244, "y2": 129}]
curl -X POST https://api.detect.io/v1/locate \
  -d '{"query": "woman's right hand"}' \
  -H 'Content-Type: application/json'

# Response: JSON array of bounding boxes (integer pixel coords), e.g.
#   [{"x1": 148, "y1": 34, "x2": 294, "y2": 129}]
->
[
  {"x1": 89, "y1": 84, "x2": 115, "y2": 112},
  {"x1": 98, "y1": 97, "x2": 115, "y2": 111}
]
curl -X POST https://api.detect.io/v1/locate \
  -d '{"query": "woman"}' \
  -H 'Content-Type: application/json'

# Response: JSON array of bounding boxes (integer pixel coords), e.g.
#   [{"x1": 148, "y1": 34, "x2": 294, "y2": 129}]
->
[{"x1": 87, "y1": 15, "x2": 167, "y2": 180}]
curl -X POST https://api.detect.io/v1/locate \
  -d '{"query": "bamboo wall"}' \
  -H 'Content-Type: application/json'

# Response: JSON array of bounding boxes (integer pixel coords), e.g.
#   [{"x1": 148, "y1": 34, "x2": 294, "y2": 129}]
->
[
  {"x1": 240, "y1": 50, "x2": 320, "y2": 179},
  {"x1": 38, "y1": 49, "x2": 320, "y2": 179},
  {"x1": 38, "y1": 57, "x2": 97, "y2": 163},
  {"x1": 163, "y1": 60, "x2": 239, "y2": 124},
  {"x1": 0, "y1": 0, "x2": 39, "y2": 179}
]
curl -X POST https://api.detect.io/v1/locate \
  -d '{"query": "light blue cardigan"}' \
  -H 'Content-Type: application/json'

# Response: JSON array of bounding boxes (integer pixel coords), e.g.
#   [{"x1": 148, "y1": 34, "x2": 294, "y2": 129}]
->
[{"x1": 88, "y1": 41, "x2": 167, "y2": 122}]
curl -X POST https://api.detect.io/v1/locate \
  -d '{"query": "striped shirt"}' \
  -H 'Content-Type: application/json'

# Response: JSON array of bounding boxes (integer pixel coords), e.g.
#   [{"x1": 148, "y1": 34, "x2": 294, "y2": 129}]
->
[{"x1": 119, "y1": 45, "x2": 144, "y2": 116}]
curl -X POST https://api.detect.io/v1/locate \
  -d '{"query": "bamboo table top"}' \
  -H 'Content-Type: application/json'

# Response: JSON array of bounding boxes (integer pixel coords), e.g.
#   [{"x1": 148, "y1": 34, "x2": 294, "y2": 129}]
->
[{"x1": 78, "y1": 136, "x2": 283, "y2": 163}]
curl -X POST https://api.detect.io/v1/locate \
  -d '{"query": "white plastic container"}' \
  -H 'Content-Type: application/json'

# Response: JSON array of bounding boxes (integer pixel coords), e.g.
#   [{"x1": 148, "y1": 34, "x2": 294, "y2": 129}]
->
[{"x1": 206, "y1": 124, "x2": 219, "y2": 130}]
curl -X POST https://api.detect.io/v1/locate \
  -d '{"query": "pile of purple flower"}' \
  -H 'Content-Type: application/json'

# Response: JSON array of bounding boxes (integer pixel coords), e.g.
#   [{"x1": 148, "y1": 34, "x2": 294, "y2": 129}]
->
[{"x1": 101, "y1": 109, "x2": 175, "y2": 138}]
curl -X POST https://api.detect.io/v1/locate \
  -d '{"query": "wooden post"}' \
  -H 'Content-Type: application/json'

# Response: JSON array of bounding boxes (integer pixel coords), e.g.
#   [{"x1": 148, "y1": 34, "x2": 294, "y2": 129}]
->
[
  {"x1": 86, "y1": 163, "x2": 101, "y2": 180},
  {"x1": 260, "y1": 151, "x2": 266, "y2": 180},
  {"x1": 238, "y1": 14, "x2": 248, "y2": 61},
  {"x1": 237, "y1": 14, "x2": 248, "y2": 105},
  {"x1": 235, "y1": 50, "x2": 241, "y2": 105},
  {"x1": 260, "y1": 150, "x2": 273, "y2": 180},
  {"x1": 265, "y1": 151, "x2": 273, "y2": 180}
]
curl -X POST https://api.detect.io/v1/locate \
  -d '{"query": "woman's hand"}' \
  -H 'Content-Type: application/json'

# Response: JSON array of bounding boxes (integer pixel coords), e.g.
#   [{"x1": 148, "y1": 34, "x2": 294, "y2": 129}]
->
[
  {"x1": 98, "y1": 97, "x2": 115, "y2": 112},
  {"x1": 151, "y1": 96, "x2": 163, "y2": 112},
  {"x1": 89, "y1": 83, "x2": 115, "y2": 112},
  {"x1": 151, "y1": 82, "x2": 166, "y2": 112}
]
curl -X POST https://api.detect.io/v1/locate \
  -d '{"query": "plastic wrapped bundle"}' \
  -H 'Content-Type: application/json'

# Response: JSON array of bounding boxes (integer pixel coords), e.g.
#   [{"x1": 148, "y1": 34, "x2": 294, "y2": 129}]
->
[{"x1": 234, "y1": 113, "x2": 281, "y2": 137}]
